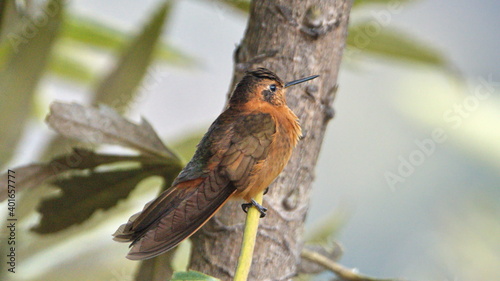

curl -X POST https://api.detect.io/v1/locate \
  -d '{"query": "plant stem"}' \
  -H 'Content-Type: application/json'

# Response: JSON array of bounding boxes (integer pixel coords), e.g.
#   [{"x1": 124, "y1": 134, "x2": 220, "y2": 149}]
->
[
  {"x1": 233, "y1": 191, "x2": 265, "y2": 281},
  {"x1": 301, "y1": 248, "x2": 402, "y2": 281}
]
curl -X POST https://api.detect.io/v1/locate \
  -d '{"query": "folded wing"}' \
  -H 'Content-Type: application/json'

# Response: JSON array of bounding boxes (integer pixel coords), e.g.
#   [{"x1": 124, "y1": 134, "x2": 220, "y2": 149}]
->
[{"x1": 112, "y1": 111, "x2": 276, "y2": 260}]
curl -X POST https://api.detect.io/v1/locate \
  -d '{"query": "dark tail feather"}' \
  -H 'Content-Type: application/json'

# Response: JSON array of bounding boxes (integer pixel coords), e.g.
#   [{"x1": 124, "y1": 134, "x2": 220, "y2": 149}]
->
[{"x1": 113, "y1": 176, "x2": 235, "y2": 260}]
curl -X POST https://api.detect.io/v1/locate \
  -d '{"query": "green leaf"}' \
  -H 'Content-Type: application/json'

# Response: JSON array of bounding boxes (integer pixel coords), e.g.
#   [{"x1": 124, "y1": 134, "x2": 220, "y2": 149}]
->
[
  {"x1": 0, "y1": 148, "x2": 174, "y2": 202},
  {"x1": 34, "y1": 7, "x2": 194, "y2": 86},
  {"x1": 171, "y1": 271, "x2": 220, "y2": 281},
  {"x1": 92, "y1": 1, "x2": 171, "y2": 114},
  {"x1": 0, "y1": 0, "x2": 63, "y2": 165},
  {"x1": 25, "y1": 100, "x2": 186, "y2": 233},
  {"x1": 32, "y1": 162, "x2": 180, "y2": 234},
  {"x1": 59, "y1": 13, "x2": 194, "y2": 65},
  {"x1": 347, "y1": 22, "x2": 449, "y2": 68},
  {"x1": 59, "y1": 14, "x2": 126, "y2": 52},
  {"x1": 155, "y1": 42, "x2": 195, "y2": 65}
]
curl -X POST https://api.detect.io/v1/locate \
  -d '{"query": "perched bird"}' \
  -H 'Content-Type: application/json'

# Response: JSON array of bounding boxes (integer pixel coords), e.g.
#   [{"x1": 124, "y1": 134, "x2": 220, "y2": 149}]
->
[{"x1": 113, "y1": 68, "x2": 319, "y2": 260}]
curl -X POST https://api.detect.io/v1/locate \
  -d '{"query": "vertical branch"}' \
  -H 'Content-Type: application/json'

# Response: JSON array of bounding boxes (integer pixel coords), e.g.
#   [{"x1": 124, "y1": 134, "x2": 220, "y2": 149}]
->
[{"x1": 189, "y1": 0, "x2": 353, "y2": 280}]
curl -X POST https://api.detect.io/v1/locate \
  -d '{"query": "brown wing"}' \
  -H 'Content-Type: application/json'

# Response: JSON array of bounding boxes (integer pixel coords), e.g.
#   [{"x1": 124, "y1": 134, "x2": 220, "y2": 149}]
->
[
  {"x1": 117, "y1": 173, "x2": 234, "y2": 260},
  {"x1": 220, "y1": 112, "x2": 276, "y2": 190},
  {"x1": 113, "y1": 111, "x2": 275, "y2": 260}
]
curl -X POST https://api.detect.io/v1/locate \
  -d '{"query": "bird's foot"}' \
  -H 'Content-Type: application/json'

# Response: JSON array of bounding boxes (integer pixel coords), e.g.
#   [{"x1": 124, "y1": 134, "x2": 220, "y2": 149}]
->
[
  {"x1": 241, "y1": 199, "x2": 268, "y2": 218},
  {"x1": 263, "y1": 186, "x2": 269, "y2": 195}
]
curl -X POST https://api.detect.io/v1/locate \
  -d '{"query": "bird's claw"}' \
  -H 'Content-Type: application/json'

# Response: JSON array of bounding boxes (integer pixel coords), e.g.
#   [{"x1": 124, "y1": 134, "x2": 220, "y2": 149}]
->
[{"x1": 241, "y1": 199, "x2": 268, "y2": 218}]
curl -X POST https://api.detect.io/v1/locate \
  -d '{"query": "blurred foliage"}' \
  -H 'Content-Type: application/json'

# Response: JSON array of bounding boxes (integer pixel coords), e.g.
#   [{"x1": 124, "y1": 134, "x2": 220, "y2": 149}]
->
[
  {"x1": 92, "y1": 2, "x2": 173, "y2": 114},
  {"x1": 393, "y1": 72, "x2": 500, "y2": 172},
  {"x1": 0, "y1": 1, "x2": 186, "y2": 280},
  {"x1": 133, "y1": 249, "x2": 178, "y2": 281},
  {"x1": 42, "y1": 0, "x2": 184, "y2": 161},
  {"x1": 346, "y1": 22, "x2": 449, "y2": 67},
  {"x1": 304, "y1": 210, "x2": 348, "y2": 245},
  {"x1": 0, "y1": 3, "x2": 193, "y2": 85},
  {"x1": 216, "y1": 0, "x2": 250, "y2": 13},
  {"x1": 437, "y1": 199, "x2": 500, "y2": 280},
  {"x1": 0, "y1": 0, "x2": 63, "y2": 166},
  {"x1": 0, "y1": 0, "x2": 192, "y2": 166},
  {"x1": 295, "y1": 211, "x2": 346, "y2": 281},
  {"x1": 60, "y1": 14, "x2": 192, "y2": 65}
]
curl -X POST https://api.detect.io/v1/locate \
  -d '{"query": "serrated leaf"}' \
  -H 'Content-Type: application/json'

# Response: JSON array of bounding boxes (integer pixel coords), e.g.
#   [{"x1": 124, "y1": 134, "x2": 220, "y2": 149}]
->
[
  {"x1": 0, "y1": 165, "x2": 52, "y2": 202},
  {"x1": 33, "y1": 162, "x2": 180, "y2": 233},
  {"x1": 40, "y1": 2, "x2": 193, "y2": 161},
  {"x1": 347, "y1": 22, "x2": 448, "y2": 68},
  {"x1": 46, "y1": 102, "x2": 179, "y2": 160},
  {"x1": 0, "y1": 0, "x2": 63, "y2": 165},
  {"x1": 92, "y1": 1, "x2": 171, "y2": 113},
  {"x1": 171, "y1": 271, "x2": 220, "y2": 281},
  {"x1": 0, "y1": 148, "x2": 172, "y2": 202}
]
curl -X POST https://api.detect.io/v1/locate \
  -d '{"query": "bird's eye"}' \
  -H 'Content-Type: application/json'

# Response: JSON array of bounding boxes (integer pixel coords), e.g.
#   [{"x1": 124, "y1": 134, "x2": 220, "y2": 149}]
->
[{"x1": 269, "y1": 84, "x2": 277, "y2": 92}]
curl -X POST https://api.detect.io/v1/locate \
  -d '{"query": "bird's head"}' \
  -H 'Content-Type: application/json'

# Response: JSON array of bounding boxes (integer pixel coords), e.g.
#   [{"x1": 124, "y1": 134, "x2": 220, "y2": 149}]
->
[{"x1": 229, "y1": 68, "x2": 319, "y2": 107}]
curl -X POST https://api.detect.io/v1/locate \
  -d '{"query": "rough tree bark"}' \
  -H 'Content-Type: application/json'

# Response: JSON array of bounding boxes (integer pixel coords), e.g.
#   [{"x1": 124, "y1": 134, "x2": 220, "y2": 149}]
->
[{"x1": 189, "y1": 0, "x2": 353, "y2": 280}]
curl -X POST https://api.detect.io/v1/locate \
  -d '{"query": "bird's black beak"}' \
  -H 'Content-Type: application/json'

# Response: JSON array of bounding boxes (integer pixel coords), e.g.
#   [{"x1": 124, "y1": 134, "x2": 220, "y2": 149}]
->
[{"x1": 284, "y1": 74, "x2": 319, "y2": 88}]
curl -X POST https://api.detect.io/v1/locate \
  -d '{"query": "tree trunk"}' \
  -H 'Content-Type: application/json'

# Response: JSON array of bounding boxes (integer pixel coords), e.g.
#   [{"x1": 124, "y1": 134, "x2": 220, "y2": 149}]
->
[{"x1": 189, "y1": 0, "x2": 353, "y2": 280}]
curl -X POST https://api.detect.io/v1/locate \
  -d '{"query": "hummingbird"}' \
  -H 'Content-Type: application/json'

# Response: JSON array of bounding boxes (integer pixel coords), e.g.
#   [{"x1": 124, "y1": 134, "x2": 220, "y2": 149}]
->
[{"x1": 113, "y1": 68, "x2": 319, "y2": 260}]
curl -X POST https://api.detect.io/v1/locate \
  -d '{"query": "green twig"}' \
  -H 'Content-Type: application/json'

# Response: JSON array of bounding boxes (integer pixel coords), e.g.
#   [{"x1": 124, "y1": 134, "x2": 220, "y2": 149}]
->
[{"x1": 233, "y1": 191, "x2": 265, "y2": 281}]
